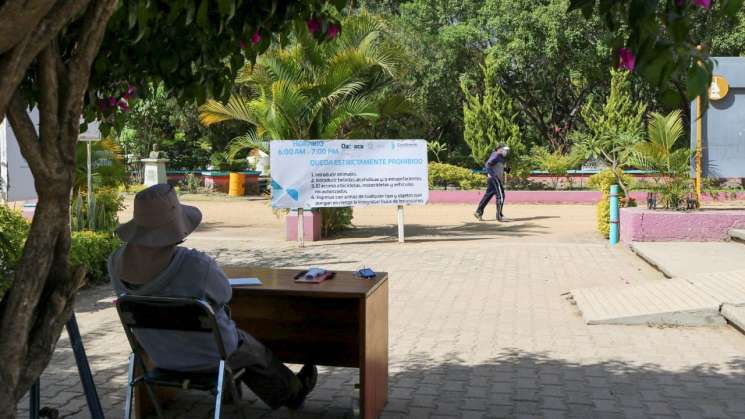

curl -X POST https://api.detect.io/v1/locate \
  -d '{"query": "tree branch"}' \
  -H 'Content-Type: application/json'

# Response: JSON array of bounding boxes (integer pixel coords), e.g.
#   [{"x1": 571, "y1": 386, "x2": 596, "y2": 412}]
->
[
  {"x1": 0, "y1": 0, "x2": 91, "y2": 121},
  {"x1": 0, "y1": 0, "x2": 56, "y2": 54},
  {"x1": 62, "y1": 0, "x2": 119, "y2": 150},
  {"x1": 7, "y1": 93, "x2": 49, "y2": 179},
  {"x1": 38, "y1": 43, "x2": 61, "y2": 164}
]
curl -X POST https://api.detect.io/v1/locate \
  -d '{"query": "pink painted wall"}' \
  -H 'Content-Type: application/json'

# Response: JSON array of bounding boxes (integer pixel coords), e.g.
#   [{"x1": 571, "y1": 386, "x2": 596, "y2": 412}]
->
[
  {"x1": 286, "y1": 210, "x2": 323, "y2": 241},
  {"x1": 428, "y1": 190, "x2": 648, "y2": 204},
  {"x1": 620, "y1": 207, "x2": 745, "y2": 242},
  {"x1": 428, "y1": 190, "x2": 745, "y2": 205}
]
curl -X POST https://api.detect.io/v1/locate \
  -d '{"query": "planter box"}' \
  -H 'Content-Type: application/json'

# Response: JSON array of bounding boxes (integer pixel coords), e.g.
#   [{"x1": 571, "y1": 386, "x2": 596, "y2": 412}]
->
[
  {"x1": 620, "y1": 207, "x2": 745, "y2": 242},
  {"x1": 167, "y1": 170, "x2": 204, "y2": 187},
  {"x1": 201, "y1": 171, "x2": 230, "y2": 193},
  {"x1": 285, "y1": 209, "x2": 322, "y2": 242},
  {"x1": 242, "y1": 171, "x2": 261, "y2": 195}
]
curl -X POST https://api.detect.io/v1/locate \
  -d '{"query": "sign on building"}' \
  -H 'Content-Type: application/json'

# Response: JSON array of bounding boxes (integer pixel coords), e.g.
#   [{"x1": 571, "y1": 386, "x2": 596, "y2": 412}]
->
[
  {"x1": 270, "y1": 140, "x2": 429, "y2": 209},
  {"x1": 691, "y1": 57, "x2": 745, "y2": 178}
]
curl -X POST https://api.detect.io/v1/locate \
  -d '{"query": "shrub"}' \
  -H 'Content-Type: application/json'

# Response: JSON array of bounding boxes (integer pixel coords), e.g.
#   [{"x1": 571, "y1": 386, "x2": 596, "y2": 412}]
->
[
  {"x1": 71, "y1": 187, "x2": 124, "y2": 232},
  {"x1": 588, "y1": 169, "x2": 634, "y2": 237},
  {"x1": 70, "y1": 231, "x2": 122, "y2": 285},
  {"x1": 1, "y1": 209, "x2": 121, "y2": 294},
  {"x1": 320, "y1": 207, "x2": 354, "y2": 237},
  {"x1": 532, "y1": 147, "x2": 583, "y2": 190},
  {"x1": 428, "y1": 163, "x2": 487, "y2": 190},
  {"x1": 180, "y1": 173, "x2": 203, "y2": 194},
  {"x1": 0, "y1": 206, "x2": 29, "y2": 299}
]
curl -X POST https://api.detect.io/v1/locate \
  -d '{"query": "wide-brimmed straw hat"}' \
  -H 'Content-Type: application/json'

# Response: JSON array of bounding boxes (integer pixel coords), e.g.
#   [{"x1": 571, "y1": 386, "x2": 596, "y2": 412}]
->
[{"x1": 116, "y1": 184, "x2": 202, "y2": 247}]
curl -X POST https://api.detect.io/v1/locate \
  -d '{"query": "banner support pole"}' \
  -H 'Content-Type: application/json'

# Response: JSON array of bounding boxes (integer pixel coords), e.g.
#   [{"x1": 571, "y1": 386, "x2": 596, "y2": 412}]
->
[
  {"x1": 297, "y1": 208, "x2": 305, "y2": 248},
  {"x1": 397, "y1": 205, "x2": 405, "y2": 243}
]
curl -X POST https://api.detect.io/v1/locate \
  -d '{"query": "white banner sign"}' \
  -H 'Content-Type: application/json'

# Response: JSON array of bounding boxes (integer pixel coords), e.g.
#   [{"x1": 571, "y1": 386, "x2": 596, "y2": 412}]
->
[{"x1": 271, "y1": 140, "x2": 429, "y2": 208}]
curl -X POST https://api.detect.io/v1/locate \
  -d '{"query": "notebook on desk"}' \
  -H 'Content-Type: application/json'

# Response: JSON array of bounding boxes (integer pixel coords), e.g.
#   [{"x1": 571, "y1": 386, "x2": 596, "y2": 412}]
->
[
  {"x1": 293, "y1": 269, "x2": 335, "y2": 284},
  {"x1": 228, "y1": 277, "x2": 262, "y2": 287}
]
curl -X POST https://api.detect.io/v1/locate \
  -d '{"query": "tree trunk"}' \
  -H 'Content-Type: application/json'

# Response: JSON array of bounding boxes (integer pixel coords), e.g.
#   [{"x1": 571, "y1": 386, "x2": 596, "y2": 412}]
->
[{"x1": 0, "y1": 1, "x2": 117, "y2": 415}]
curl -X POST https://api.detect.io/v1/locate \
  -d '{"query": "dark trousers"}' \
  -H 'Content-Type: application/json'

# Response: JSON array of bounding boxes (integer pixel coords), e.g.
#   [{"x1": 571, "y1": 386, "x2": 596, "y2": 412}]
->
[
  {"x1": 476, "y1": 176, "x2": 505, "y2": 216},
  {"x1": 227, "y1": 329, "x2": 302, "y2": 409}
]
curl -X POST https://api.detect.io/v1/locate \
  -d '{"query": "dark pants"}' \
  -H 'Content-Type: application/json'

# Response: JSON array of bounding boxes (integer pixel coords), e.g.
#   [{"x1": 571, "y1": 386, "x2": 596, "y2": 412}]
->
[
  {"x1": 476, "y1": 176, "x2": 505, "y2": 216},
  {"x1": 227, "y1": 329, "x2": 303, "y2": 409}
]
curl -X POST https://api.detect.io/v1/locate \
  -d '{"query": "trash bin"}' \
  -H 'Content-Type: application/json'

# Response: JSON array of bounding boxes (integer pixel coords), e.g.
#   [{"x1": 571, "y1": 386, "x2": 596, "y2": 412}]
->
[{"x1": 228, "y1": 172, "x2": 246, "y2": 196}]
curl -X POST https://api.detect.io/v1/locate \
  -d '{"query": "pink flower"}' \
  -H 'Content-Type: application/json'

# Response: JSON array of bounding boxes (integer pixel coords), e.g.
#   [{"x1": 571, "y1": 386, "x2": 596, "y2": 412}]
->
[
  {"x1": 307, "y1": 18, "x2": 321, "y2": 34},
  {"x1": 108, "y1": 96, "x2": 117, "y2": 107},
  {"x1": 117, "y1": 99, "x2": 129, "y2": 112},
  {"x1": 251, "y1": 30, "x2": 261, "y2": 45},
  {"x1": 123, "y1": 84, "x2": 136, "y2": 99},
  {"x1": 675, "y1": 0, "x2": 685, "y2": 6},
  {"x1": 618, "y1": 48, "x2": 636, "y2": 71},
  {"x1": 326, "y1": 24, "x2": 340, "y2": 39},
  {"x1": 97, "y1": 99, "x2": 107, "y2": 112},
  {"x1": 693, "y1": 0, "x2": 711, "y2": 8}
]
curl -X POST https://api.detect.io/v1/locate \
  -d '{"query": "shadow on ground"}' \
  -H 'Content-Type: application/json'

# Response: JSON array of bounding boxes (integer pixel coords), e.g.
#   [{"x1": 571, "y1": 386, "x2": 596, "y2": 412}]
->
[
  {"x1": 24, "y1": 348, "x2": 745, "y2": 418},
  {"x1": 326, "y1": 222, "x2": 549, "y2": 245}
]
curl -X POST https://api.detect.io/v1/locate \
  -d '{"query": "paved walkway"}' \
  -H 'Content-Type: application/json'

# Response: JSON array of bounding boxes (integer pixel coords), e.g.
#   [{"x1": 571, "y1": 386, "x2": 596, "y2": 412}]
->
[{"x1": 17, "y1": 201, "x2": 745, "y2": 418}]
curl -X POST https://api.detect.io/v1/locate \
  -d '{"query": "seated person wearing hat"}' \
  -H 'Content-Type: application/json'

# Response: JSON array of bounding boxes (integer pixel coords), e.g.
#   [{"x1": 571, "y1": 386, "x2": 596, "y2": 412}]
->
[{"x1": 108, "y1": 184, "x2": 317, "y2": 410}]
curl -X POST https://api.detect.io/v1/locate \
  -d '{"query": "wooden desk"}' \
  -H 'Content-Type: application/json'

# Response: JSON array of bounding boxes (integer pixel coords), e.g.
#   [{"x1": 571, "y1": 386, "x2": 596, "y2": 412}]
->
[{"x1": 223, "y1": 266, "x2": 389, "y2": 419}]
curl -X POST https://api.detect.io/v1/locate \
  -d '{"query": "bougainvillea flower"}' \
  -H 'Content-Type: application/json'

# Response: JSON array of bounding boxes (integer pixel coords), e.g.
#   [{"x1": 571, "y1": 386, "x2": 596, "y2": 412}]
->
[
  {"x1": 307, "y1": 18, "x2": 321, "y2": 33},
  {"x1": 97, "y1": 99, "x2": 107, "y2": 112},
  {"x1": 693, "y1": 0, "x2": 711, "y2": 8},
  {"x1": 108, "y1": 96, "x2": 117, "y2": 107},
  {"x1": 251, "y1": 30, "x2": 261, "y2": 45},
  {"x1": 619, "y1": 48, "x2": 636, "y2": 71},
  {"x1": 327, "y1": 24, "x2": 340, "y2": 39},
  {"x1": 117, "y1": 99, "x2": 130, "y2": 112},
  {"x1": 675, "y1": 0, "x2": 685, "y2": 6},
  {"x1": 123, "y1": 84, "x2": 136, "y2": 99}
]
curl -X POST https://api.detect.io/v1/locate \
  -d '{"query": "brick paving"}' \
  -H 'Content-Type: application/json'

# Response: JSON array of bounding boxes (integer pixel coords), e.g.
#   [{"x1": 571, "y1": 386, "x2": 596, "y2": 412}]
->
[{"x1": 16, "y1": 203, "x2": 745, "y2": 418}]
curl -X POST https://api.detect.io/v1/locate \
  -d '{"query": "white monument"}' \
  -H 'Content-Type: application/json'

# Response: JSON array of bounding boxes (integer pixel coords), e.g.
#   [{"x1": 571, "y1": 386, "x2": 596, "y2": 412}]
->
[{"x1": 141, "y1": 144, "x2": 169, "y2": 186}]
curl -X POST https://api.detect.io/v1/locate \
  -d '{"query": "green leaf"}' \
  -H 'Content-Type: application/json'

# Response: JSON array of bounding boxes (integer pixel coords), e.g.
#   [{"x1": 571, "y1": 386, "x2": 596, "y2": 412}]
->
[
  {"x1": 197, "y1": 0, "x2": 209, "y2": 27},
  {"x1": 687, "y1": 63, "x2": 710, "y2": 101},
  {"x1": 128, "y1": 1, "x2": 138, "y2": 29},
  {"x1": 568, "y1": 0, "x2": 595, "y2": 12},
  {"x1": 185, "y1": 1, "x2": 196, "y2": 25},
  {"x1": 723, "y1": 0, "x2": 745, "y2": 16},
  {"x1": 134, "y1": 0, "x2": 150, "y2": 44}
]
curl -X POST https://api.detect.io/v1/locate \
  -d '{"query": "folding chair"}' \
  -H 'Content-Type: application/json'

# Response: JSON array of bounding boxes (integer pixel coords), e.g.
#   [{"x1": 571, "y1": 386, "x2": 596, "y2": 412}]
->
[{"x1": 115, "y1": 294, "x2": 247, "y2": 419}]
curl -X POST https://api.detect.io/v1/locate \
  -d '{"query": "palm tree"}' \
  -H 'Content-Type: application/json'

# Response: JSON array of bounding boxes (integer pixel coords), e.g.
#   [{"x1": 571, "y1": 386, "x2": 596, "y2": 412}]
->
[
  {"x1": 199, "y1": 12, "x2": 411, "y2": 157},
  {"x1": 632, "y1": 110, "x2": 691, "y2": 181},
  {"x1": 631, "y1": 110, "x2": 692, "y2": 208}
]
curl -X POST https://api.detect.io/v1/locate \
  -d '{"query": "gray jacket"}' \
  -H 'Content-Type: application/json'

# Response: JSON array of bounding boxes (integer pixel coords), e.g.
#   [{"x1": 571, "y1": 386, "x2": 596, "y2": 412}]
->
[{"x1": 109, "y1": 246, "x2": 239, "y2": 371}]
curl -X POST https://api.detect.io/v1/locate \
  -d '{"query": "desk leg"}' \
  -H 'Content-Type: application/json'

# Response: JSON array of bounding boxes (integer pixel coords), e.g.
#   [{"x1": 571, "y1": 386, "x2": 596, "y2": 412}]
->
[{"x1": 360, "y1": 280, "x2": 388, "y2": 419}]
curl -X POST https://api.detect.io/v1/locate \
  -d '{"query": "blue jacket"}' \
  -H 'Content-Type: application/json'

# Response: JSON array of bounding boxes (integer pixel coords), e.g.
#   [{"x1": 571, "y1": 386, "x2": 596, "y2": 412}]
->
[{"x1": 485, "y1": 151, "x2": 506, "y2": 180}]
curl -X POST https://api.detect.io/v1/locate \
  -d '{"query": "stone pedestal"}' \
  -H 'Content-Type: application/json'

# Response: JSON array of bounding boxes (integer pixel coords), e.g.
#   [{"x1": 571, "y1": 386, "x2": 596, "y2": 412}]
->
[{"x1": 141, "y1": 158, "x2": 169, "y2": 187}]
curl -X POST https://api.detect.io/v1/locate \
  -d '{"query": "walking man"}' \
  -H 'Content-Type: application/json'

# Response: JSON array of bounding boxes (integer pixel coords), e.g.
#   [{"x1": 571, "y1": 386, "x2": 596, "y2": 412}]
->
[{"x1": 474, "y1": 145, "x2": 509, "y2": 221}]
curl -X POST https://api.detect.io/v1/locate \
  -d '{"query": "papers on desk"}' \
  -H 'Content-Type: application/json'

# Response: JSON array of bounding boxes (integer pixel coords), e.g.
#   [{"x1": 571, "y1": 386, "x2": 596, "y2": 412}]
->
[{"x1": 228, "y1": 277, "x2": 262, "y2": 287}]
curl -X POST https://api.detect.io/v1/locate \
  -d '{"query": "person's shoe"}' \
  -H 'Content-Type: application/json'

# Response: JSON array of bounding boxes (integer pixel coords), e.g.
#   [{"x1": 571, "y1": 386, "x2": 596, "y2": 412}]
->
[
  {"x1": 473, "y1": 211, "x2": 483, "y2": 221},
  {"x1": 286, "y1": 364, "x2": 318, "y2": 410},
  {"x1": 497, "y1": 212, "x2": 503, "y2": 222}
]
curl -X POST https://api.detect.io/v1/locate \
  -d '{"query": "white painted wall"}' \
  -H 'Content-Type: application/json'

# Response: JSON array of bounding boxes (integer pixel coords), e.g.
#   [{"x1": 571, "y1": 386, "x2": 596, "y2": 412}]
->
[
  {"x1": 1, "y1": 110, "x2": 101, "y2": 202},
  {"x1": 1, "y1": 109, "x2": 38, "y2": 202}
]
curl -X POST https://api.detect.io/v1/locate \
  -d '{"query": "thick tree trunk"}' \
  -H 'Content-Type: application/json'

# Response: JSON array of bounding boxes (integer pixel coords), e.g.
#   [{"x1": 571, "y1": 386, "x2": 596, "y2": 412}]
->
[{"x1": 0, "y1": 1, "x2": 117, "y2": 415}]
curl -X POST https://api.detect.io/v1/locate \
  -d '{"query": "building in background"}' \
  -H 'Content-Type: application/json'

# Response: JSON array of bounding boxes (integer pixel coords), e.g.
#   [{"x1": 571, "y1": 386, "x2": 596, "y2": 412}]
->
[{"x1": 690, "y1": 57, "x2": 745, "y2": 180}]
